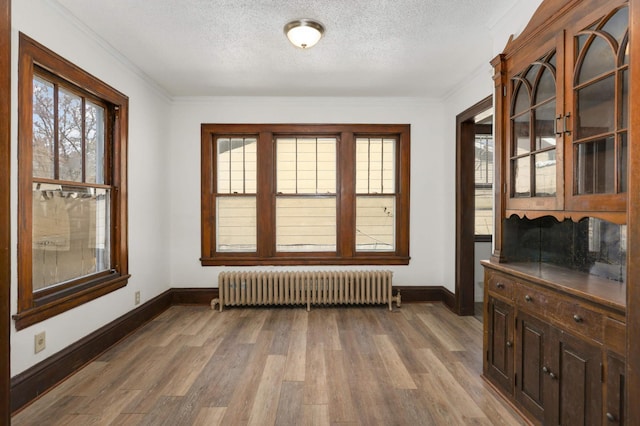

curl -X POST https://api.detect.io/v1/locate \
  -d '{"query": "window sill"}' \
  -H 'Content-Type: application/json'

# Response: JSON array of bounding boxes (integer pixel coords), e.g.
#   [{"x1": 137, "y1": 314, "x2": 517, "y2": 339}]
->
[
  {"x1": 13, "y1": 273, "x2": 130, "y2": 330},
  {"x1": 200, "y1": 255, "x2": 410, "y2": 266}
]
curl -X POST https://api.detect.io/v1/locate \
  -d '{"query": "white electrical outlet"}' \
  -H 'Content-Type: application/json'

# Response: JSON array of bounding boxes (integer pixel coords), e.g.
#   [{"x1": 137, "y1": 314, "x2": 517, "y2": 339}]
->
[
  {"x1": 135, "y1": 291, "x2": 141, "y2": 305},
  {"x1": 34, "y1": 331, "x2": 46, "y2": 353}
]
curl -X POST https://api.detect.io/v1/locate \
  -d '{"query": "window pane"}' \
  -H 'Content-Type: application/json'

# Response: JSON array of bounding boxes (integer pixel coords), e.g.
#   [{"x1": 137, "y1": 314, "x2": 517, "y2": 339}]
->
[
  {"x1": 514, "y1": 157, "x2": 531, "y2": 197},
  {"x1": 276, "y1": 197, "x2": 336, "y2": 252},
  {"x1": 619, "y1": 132, "x2": 627, "y2": 193},
  {"x1": 356, "y1": 196, "x2": 395, "y2": 251},
  {"x1": 33, "y1": 76, "x2": 55, "y2": 179},
  {"x1": 534, "y1": 102, "x2": 556, "y2": 151},
  {"x1": 534, "y1": 151, "x2": 556, "y2": 196},
  {"x1": 356, "y1": 137, "x2": 395, "y2": 194},
  {"x1": 621, "y1": 69, "x2": 628, "y2": 129},
  {"x1": 277, "y1": 137, "x2": 336, "y2": 194},
  {"x1": 85, "y1": 102, "x2": 105, "y2": 184},
  {"x1": 475, "y1": 134, "x2": 493, "y2": 236},
  {"x1": 535, "y1": 65, "x2": 555, "y2": 104},
  {"x1": 576, "y1": 137, "x2": 615, "y2": 194},
  {"x1": 475, "y1": 187, "x2": 493, "y2": 236},
  {"x1": 216, "y1": 197, "x2": 256, "y2": 252},
  {"x1": 512, "y1": 80, "x2": 530, "y2": 116},
  {"x1": 217, "y1": 137, "x2": 257, "y2": 194},
  {"x1": 58, "y1": 88, "x2": 83, "y2": 182},
  {"x1": 601, "y1": 7, "x2": 628, "y2": 46},
  {"x1": 475, "y1": 135, "x2": 493, "y2": 185},
  {"x1": 513, "y1": 113, "x2": 530, "y2": 155},
  {"x1": 577, "y1": 76, "x2": 615, "y2": 139},
  {"x1": 32, "y1": 184, "x2": 110, "y2": 291}
]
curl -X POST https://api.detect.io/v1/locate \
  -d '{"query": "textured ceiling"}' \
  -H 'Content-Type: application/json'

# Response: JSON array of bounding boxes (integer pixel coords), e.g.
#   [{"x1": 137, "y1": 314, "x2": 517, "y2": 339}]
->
[{"x1": 53, "y1": 0, "x2": 516, "y2": 98}]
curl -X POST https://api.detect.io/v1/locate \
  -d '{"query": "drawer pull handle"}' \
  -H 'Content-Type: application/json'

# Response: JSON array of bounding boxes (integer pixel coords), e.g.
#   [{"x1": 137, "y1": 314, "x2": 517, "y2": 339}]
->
[
  {"x1": 573, "y1": 314, "x2": 583, "y2": 323},
  {"x1": 549, "y1": 372, "x2": 557, "y2": 380},
  {"x1": 496, "y1": 282, "x2": 505, "y2": 289},
  {"x1": 506, "y1": 341, "x2": 512, "y2": 348},
  {"x1": 524, "y1": 295, "x2": 532, "y2": 302},
  {"x1": 542, "y1": 366, "x2": 549, "y2": 373},
  {"x1": 606, "y1": 412, "x2": 617, "y2": 422}
]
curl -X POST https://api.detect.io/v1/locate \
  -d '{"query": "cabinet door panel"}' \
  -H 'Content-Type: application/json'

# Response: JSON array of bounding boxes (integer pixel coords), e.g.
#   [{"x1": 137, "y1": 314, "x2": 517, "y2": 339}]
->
[
  {"x1": 486, "y1": 297, "x2": 514, "y2": 394},
  {"x1": 555, "y1": 332, "x2": 603, "y2": 426},
  {"x1": 515, "y1": 312, "x2": 550, "y2": 421},
  {"x1": 605, "y1": 353, "x2": 624, "y2": 425}
]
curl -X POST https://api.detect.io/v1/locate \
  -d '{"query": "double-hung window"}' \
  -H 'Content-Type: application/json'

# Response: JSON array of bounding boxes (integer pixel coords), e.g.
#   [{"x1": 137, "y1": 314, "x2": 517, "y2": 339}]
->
[
  {"x1": 201, "y1": 124, "x2": 410, "y2": 265},
  {"x1": 15, "y1": 33, "x2": 129, "y2": 330}
]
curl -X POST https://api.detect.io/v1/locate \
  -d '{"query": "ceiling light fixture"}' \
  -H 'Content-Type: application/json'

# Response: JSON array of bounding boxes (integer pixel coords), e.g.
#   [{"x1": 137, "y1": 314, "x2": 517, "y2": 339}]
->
[{"x1": 284, "y1": 19, "x2": 325, "y2": 49}]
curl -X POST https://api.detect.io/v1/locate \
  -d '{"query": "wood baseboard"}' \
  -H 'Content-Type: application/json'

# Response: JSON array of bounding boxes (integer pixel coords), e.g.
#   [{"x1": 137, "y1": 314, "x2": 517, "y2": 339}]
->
[
  {"x1": 11, "y1": 285, "x2": 453, "y2": 413},
  {"x1": 395, "y1": 286, "x2": 456, "y2": 311}
]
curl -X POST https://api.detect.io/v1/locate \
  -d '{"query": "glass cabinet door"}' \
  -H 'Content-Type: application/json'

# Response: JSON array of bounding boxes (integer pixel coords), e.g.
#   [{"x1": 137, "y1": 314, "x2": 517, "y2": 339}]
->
[
  {"x1": 507, "y1": 49, "x2": 563, "y2": 211},
  {"x1": 566, "y1": 5, "x2": 628, "y2": 214}
]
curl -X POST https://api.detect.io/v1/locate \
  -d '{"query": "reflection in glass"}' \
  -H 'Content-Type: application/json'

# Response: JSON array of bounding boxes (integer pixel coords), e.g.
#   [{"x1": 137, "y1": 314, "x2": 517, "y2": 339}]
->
[
  {"x1": 621, "y1": 69, "x2": 629, "y2": 129},
  {"x1": 216, "y1": 197, "x2": 256, "y2": 252},
  {"x1": 85, "y1": 102, "x2": 105, "y2": 184},
  {"x1": 58, "y1": 88, "x2": 83, "y2": 182},
  {"x1": 33, "y1": 76, "x2": 55, "y2": 179},
  {"x1": 620, "y1": 133, "x2": 627, "y2": 193},
  {"x1": 577, "y1": 76, "x2": 615, "y2": 139},
  {"x1": 578, "y1": 35, "x2": 615, "y2": 83},
  {"x1": 356, "y1": 196, "x2": 395, "y2": 252},
  {"x1": 513, "y1": 114, "x2": 530, "y2": 155},
  {"x1": 535, "y1": 66, "x2": 555, "y2": 104},
  {"x1": 534, "y1": 102, "x2": 556, "y2": 150},
  {"x1": 534, "y1": 151, "x2": 556, "y2": 196},
  {"x1": 276, "y1": 197, "x2": 336, "y2": 252},
  {"x1": 32, "y1": 184, "x2": 110, "y2": 291},
  {"x1": 601, "y1": 6, "x2": 629, "y2": 45},
  {"x1": 513, "y1": 81, "x2": 530, "y2": 116},
  {"x1": 514, "y1": 157, "x2": 531, "y2": 197},
  {"x1": 576, "y1": 138, "x2": 615, "y2": 194}
]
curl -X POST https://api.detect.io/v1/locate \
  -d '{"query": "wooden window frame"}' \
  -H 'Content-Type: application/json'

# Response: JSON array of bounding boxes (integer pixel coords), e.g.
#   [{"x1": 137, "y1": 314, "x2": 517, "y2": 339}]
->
[
  {"x1": 14, "y1": 33, "x2": 129, "y2": 330},
  {"x1": 201, "y1": 123, "x2": 410, "y2": 266}
]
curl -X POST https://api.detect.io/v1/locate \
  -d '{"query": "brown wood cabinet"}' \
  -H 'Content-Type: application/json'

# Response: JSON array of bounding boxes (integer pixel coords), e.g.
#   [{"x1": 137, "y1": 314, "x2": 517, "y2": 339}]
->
[
  {"x1": 483, "y1": 264, "x2": 625, "y2": 425},
  {"x1": 484, "y1": 0, "x2": 632, "y2": 423}
]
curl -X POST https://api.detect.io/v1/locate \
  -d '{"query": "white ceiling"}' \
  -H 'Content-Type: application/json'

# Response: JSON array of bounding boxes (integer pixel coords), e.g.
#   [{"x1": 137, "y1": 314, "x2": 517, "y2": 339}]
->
[{"x1": 53, "y1": 0, "x2": 516, "y2": 98}]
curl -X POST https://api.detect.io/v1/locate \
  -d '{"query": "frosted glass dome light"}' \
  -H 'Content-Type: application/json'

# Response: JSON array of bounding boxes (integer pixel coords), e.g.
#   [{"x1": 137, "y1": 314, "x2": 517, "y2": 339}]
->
[{"x1": 284, "y1": 19, "x2": 325, "y2": 49}]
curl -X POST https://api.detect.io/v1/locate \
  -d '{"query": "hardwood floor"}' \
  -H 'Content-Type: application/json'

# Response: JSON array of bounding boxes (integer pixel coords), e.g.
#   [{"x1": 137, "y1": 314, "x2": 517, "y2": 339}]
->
[{"x1": 12, "y1": 303, "x2": 526, "y2": 425}]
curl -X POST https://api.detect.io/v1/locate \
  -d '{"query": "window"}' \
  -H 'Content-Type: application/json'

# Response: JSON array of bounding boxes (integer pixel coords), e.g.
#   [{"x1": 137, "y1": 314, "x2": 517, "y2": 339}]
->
[
  {"x1": 474, "y1": 133, "x2": 494, "y2": 239},
  {"x1": 15, "y1": 33, "x2": 129, "y2": 330},
  {"x1": 201, "y1": 124, "x2": 410, "y2": 265}
]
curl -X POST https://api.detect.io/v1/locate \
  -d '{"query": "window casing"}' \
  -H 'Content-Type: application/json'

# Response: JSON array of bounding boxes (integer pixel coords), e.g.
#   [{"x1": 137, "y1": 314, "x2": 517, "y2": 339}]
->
[
  {"x1": 15, "y1": 33, "x2": 129, "y2": 330},
  {"x1": 201, "y1": 124, "x2": 410, "y2": 265}
]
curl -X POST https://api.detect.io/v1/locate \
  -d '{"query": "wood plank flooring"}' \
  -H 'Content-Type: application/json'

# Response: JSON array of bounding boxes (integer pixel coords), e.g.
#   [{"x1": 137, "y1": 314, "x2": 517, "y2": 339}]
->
[{"x1": 12, "y1": 303, "x2": 527, "y2": 425}]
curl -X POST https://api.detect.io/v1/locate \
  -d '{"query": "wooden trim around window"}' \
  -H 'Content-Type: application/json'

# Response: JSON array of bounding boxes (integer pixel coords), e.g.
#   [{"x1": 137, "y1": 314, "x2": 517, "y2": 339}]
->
[
  {"x1": 14, "y1": 33, "x2": 129, "y2": 330},
  {"x1": 201, "y1": 123, "x2": 410, "y2": 266}
]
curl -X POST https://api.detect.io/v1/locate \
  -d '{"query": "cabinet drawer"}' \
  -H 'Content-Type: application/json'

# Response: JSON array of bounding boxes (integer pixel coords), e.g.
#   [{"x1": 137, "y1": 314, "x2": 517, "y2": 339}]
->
[
  {"x1": 516, "y1": 283, "x2": 603, "y2": 342},
  {"x1": 487, "y1": 272, "x2": 515, "y2": 300}
]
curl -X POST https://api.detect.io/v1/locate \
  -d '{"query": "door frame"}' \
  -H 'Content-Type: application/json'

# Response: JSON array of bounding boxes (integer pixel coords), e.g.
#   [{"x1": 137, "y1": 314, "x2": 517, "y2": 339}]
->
[
  {"x1": 1, "y1": 0, "x2": 11, "y2": 421},
  {"x1": 455, "y1": 95, "x2": 492, "y2": 315}
]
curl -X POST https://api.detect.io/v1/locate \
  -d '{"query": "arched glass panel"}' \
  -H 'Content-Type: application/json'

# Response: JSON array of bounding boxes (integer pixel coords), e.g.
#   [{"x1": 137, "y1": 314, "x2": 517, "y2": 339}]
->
[
  {"x1": 602, "y1": 7, "x2": 628, "y2": 45},
  {"x1": 578, "y1": 35, "x2": 615, "y2": 83},
  {"x1": 535, "y1": 66, "x2": 555, "y2": 104},
  {"x1": 513, "y1": 80, "x2": 530, "y2": 115}
]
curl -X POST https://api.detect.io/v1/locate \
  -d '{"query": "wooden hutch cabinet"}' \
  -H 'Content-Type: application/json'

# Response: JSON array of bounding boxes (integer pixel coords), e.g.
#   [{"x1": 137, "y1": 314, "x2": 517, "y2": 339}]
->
[{"x1": 483, "y1": 0, "x2": 631, "y2": 424}]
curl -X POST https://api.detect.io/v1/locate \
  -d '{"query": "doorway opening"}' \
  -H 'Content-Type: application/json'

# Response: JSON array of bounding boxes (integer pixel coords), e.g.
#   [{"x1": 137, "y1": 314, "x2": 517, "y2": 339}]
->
[{"x1": 455, "y1": 96, "x2": 493, "y2": 317}]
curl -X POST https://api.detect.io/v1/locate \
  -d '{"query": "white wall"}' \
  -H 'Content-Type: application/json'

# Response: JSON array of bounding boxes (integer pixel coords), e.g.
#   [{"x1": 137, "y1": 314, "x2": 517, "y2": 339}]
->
[
  {"x1": 168, "y1": 97, "x2": 449, "y2": 290},
  {"x1": 10, "y1": 0, "x2": 172, "y2": 375},
  {"x1": 8, "y1": 0, "x2": 544, "y2": 377}
]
